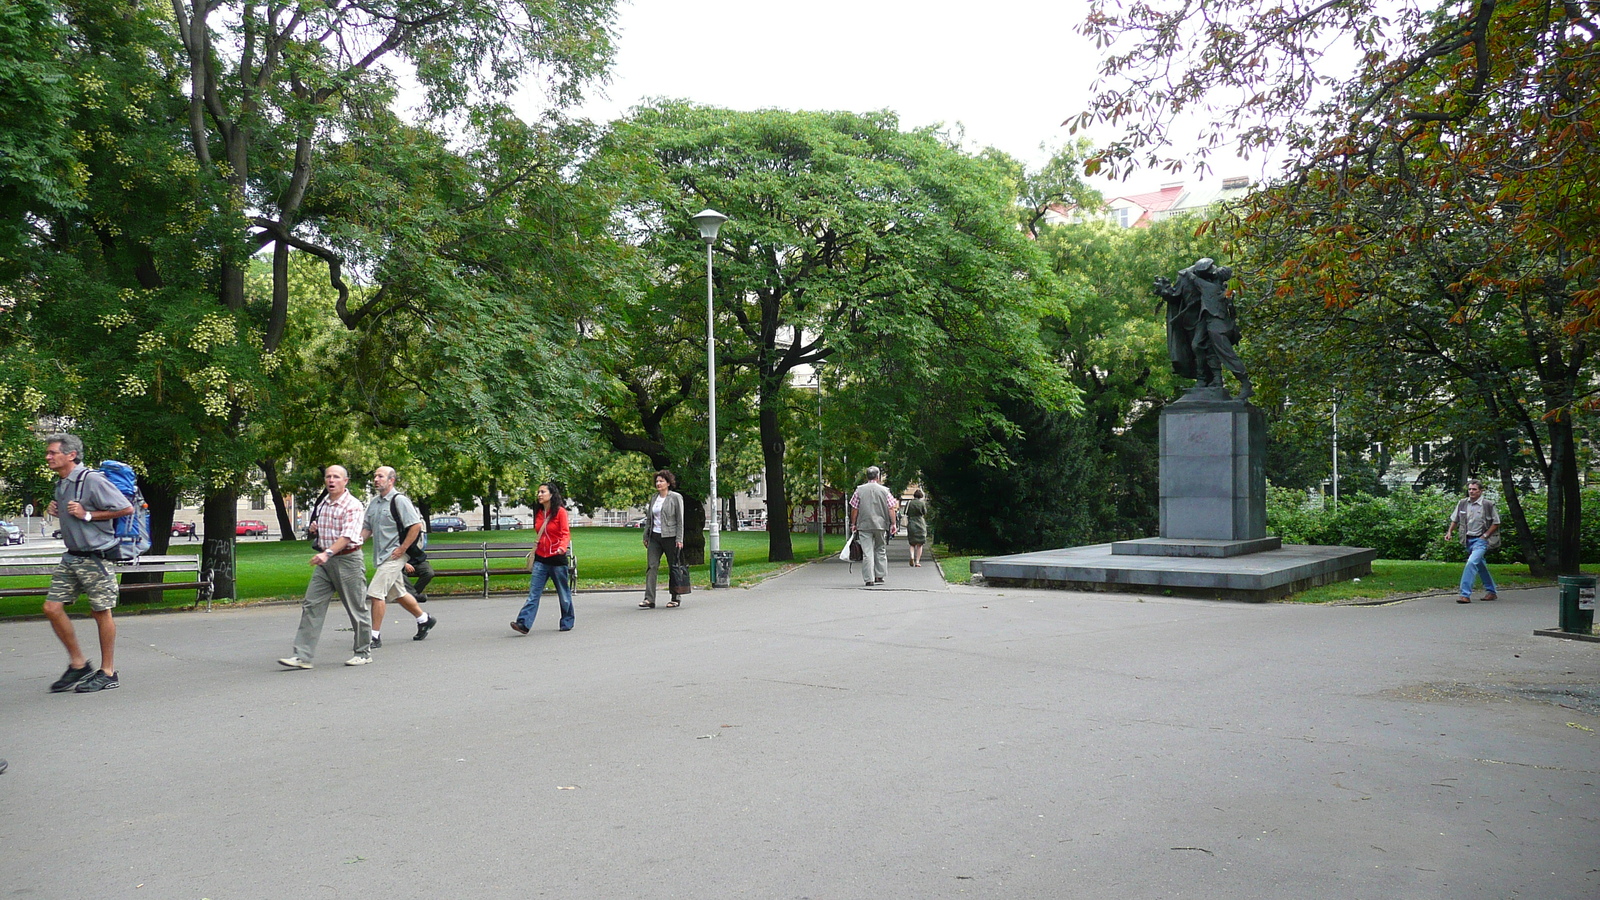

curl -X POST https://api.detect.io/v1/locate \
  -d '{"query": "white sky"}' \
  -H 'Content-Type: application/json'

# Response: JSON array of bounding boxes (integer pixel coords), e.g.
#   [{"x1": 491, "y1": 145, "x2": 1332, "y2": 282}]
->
[{"x1": 555, "y1": 0, "x2": 1271, "y2": 196}]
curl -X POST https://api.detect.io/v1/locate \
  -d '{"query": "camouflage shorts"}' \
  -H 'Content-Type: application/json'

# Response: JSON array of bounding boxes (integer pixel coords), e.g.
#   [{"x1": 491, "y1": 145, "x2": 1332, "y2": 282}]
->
[{"x1": 46, "y1": 554, "x2": 119, "y2": 612}]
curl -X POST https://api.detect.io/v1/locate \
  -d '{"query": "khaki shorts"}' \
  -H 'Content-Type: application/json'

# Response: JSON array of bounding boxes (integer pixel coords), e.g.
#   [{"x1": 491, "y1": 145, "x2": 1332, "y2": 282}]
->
[
  {"x1": 366, "y1": 557, "x2": 412, "y2": 602},
  {"x1": 46, "y1": 554, "x2": 119, "y2": 612}
]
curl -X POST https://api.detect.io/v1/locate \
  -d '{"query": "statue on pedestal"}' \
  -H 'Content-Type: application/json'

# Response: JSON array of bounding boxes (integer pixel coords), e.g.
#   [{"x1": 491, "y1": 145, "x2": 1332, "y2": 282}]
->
[{"x1": 1154, "y1": 257, "x2": 1252, "y2": 400}]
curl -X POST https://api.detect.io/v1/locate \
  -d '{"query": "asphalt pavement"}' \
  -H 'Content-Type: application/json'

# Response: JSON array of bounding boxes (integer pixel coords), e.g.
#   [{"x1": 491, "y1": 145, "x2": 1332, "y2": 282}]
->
[{"x1": 1, "y1": 541, "x2": 1595, "y2": 899}]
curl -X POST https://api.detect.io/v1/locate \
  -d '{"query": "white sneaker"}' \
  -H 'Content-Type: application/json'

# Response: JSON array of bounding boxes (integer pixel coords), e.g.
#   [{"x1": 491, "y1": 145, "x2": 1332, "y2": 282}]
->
[
  {"x1": 344, "y1": 655, "x2": 372, "y2": 666},
  {"x1": 277, "y1": 657, "x2": 312, "y2": 669}
]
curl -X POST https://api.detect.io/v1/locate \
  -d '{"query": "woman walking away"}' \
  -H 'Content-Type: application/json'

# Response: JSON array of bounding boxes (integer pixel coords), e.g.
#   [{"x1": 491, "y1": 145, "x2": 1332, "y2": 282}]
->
[
  {"x1": 640, "y1": 470, "x2": 686, "y2": 609},
  {"x1": 511, "y1": 482, "x2": 574, "y2": 633},
  {"x1": 904, "y1": 490, "x2": 930, "y2": 567}
]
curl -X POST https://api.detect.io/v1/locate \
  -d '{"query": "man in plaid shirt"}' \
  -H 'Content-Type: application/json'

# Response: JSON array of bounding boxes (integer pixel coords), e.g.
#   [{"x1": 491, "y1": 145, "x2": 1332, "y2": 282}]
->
[{"x1": 279, "y1": 465, "x2": 373, "y2": 668}]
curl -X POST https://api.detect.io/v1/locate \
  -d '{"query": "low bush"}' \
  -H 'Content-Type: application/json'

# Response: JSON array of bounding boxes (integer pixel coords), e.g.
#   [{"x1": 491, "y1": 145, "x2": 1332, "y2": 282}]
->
[{"x1": 1267, "y1": 484, "x2": 1599, "y2": 562}]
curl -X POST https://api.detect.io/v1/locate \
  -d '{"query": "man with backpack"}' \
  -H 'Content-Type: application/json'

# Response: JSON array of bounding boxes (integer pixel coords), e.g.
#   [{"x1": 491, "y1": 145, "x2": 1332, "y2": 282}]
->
[
  {"x1": 41, "y1": 433, "x2": 134, "y2": 693},
  {"x1": 362, "y1": 466, "x2": 435, "y2": 646}
]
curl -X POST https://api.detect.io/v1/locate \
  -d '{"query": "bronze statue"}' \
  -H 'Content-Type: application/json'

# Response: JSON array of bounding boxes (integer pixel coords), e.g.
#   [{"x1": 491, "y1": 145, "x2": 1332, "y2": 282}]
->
[{"x1": 1154, "y1": 258, "x2": 1252, "y2": 400}]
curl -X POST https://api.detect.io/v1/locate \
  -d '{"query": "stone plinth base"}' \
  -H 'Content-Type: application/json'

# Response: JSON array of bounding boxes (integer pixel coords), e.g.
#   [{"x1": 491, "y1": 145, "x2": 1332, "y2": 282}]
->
[
  {"x1": 1160, "y1": 394, "x2": 1267, "y2": 541},
  {"x1": 972, "y1": 543, "x2": 1377, "y2": 602},
  {"x1": 1112, "y1": 536, "x2": 1283, "y2": 558}
]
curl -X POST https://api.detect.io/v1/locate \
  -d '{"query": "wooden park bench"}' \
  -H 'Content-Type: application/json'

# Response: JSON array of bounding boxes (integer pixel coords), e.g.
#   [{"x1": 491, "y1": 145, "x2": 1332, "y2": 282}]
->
[
  {"x1": 0, "y1": 549, "x2": 215, "y2": 610},
  {"x1": 421, "y1": 541, "x2": 534, "y2": 598}
]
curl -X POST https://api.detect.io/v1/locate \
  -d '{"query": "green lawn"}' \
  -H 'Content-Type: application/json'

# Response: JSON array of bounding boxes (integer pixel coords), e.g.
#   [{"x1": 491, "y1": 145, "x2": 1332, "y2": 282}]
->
[
  {"x1": 0, "y1": 528, "x2": 848, "y2": 619},
  {"x1": 942, "y1": 550, "x2": 1573, "y2": 603}
]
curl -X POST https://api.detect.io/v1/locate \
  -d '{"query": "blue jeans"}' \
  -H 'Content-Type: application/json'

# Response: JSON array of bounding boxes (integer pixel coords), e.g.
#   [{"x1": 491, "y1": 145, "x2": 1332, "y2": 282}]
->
[
  {"x1": 516, "y1": 561, "x2": 574, "y2": 630},
  {"x1": 1459, "y1": 537, "x2": 1498, "y2": 597}
]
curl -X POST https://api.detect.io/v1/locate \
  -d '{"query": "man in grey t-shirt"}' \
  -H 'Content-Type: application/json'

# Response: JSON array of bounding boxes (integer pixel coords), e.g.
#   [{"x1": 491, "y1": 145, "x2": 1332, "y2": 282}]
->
[
  {"x1": 42, "y1": 433, "x2": 133, "y2": 693},
  {"x1": 362, "y1": 467, "x2": 435, "y2": 646}
]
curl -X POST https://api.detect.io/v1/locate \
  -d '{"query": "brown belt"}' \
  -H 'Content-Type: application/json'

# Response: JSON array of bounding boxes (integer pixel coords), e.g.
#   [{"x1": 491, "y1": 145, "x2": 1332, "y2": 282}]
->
[{"x1": 317, "y1": 546, "x2": 361, "y2": 555}]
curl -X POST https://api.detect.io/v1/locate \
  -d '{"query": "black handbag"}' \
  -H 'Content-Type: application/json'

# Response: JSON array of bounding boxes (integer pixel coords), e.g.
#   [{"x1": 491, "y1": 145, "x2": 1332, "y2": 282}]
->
[{"x1": 668, "y1": 550, "x2": 692, "y2": 595}]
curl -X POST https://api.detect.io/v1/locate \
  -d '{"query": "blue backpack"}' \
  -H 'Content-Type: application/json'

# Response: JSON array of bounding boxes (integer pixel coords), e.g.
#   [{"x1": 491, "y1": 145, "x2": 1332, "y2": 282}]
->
[{"x1": 93, "y1": 460, "x2": 152, "y2": 561}]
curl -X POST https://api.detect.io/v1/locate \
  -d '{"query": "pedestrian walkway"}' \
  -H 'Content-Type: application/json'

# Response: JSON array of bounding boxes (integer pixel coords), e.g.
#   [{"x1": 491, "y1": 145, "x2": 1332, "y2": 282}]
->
[{"x1": 0, "y1": 545, "x2": 1594, "y2": 900}]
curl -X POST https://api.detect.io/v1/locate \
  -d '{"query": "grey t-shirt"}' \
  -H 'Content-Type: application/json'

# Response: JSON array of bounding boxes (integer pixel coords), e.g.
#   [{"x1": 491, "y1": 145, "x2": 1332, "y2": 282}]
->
[
  {"x1": 364, "y1": 490, "x2": 423, "y2": 560},
  {"x1": 55, "y1": 466, "x2": 126, "y2": 553}
]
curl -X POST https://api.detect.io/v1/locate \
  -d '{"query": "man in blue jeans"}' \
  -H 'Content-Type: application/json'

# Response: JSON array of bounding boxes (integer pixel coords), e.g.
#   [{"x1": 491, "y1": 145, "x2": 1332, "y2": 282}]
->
[{"x1": 1446, "y1": 479, "x2": 1501, "y2": 604}]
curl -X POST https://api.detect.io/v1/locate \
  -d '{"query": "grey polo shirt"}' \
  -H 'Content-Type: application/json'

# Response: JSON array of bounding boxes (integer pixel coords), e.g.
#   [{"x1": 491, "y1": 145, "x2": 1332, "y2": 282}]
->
[{"x1": 364, "y1": 490, "x2": 423, "y2": 561}]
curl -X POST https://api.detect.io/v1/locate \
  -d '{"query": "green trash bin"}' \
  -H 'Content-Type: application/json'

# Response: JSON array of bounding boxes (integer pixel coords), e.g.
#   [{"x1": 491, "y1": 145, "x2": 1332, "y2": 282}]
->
[{"x1": 1557, "y1": 574, "x2": 1595, "y2": 634}]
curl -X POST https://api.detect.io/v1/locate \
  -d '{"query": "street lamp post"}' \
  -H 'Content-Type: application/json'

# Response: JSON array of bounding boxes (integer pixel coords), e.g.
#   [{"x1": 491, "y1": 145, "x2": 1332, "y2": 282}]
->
[
  {"x1": 811, "y1": 369, "x2": 825, "y2": 554},
  {"x1": 692, "y1": 209, "x2": 728, "y2": 555}
]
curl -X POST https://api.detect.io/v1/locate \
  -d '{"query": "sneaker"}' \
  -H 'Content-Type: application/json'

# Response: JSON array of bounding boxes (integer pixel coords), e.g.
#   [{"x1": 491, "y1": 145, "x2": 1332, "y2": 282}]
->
[
  {"x1": 370, "y1": 634, "x2": 383, "y2": 649},
  {"x1": 414, "y1": 616, "x2": 438, "y2": 641},
  {"x1": 50, "y1": 661, "x2": 95, "y2": 693},
  {"x1": 73, "y1": 670, "x2": 119, "y2": 693},
  {"x1": 510, "y1": 621, "x2": 530, "y2": 635},
  {"x1": 278, "y1": 657, "x2": 313, "y2": 669},
  {"x1": 345, "y1": 655, "x2": 372, "y2": 666}
]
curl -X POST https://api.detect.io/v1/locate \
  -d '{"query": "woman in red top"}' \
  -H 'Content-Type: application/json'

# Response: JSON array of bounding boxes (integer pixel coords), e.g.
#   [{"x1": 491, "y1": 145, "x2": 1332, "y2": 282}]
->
[{"x1": 511, "y1": 482, "x2": 574, "y2": 633}]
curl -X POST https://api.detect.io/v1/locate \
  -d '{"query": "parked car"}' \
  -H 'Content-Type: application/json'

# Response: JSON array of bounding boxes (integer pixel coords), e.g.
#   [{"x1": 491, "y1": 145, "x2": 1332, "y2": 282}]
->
[
  {"x1": 430, "y1": 516, "x2": 467, "y2": 532},
  {"x1": 626, "y1": 517, "x2": 646, "y2": 528},
  {"x1": 0, "y1": 520, "x2": 23, "y2": 545},
  {"x1": 489, "y1": 516, "x2": 523, "y2": 530},
  {"x1": 171, "y1": 521, "x2": 197, "y2": 537},
  {"x1": 236, "y1": 519, "x2": 268, "y2": 537}
]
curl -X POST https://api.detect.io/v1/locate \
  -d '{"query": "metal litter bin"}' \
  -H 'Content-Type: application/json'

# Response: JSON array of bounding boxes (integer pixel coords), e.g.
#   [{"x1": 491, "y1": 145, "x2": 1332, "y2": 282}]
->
[
  {"x1": 710, "y1": 550, "x2": 733, "y2": 588},
  {"x1": 1557, "y1": 574, "x2": 1595, "y2": 634}
]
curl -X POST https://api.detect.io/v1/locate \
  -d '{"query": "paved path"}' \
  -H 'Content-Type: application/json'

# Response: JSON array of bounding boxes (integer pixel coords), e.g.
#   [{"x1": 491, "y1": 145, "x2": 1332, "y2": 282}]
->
[{"x1": 1, "y1": 542, "x2": 1595, "y2": 899}]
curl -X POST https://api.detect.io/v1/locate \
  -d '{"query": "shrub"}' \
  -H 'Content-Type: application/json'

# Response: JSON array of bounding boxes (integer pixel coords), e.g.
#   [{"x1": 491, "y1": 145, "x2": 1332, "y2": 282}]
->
[{"x1": 1268, "y1": 483, "x2": 1600, "y2": 562}]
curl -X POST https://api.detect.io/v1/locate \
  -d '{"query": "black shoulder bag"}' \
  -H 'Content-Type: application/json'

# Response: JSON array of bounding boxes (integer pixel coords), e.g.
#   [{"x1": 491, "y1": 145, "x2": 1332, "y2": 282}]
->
[{"x1": 390, "y1": 495, "x2": 427, "y2": 563}]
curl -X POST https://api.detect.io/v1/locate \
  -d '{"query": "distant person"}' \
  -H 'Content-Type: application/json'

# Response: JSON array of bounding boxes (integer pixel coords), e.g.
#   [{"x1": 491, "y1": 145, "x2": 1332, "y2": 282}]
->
[
  {"x1": 639, "y1": 469, "x2": 685, "y2": 609},
  {"x1": 512, "y1": 482, "x2": 575, "y2": 633},
  {"x1": 404, "y1": 557, "x2": 434, "y2": 604},
  {"x1": 850, "y1": 466, "x2": 896, "y2": 586},
  {"x1": 903, "y1": 489, "x2": 930, "y2": 567},
  {"x1": 40, "y1": 433, "x2": 133, "y2": 693},
  {"x1": 1446, "y1": 478, "x2": 1501, "y2": 604},
  {"x1": 279, "y1": 465, "x2": 372, "y2": 669},
  {"x1": 362, "y1": 466, "x2": 435, "y2": 647}
]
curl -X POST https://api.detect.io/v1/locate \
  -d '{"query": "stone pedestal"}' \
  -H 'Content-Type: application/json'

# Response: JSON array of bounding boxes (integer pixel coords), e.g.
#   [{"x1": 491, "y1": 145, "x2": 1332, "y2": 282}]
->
[
  {"x1": 971, "y1": 387, "x2": 1374, "y2": 601},
  {"x1": 1159, "y1": 393, "x2": 1267, "y2": 542}
]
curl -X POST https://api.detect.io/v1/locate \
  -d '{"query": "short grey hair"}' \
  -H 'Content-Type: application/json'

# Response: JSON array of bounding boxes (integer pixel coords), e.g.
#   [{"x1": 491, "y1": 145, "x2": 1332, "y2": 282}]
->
[
  {"x1": 44, "y1": 432, "x2": 84, "y2": 463},
  {"x1": 866, "y1": 466, "x2": 881, "y2": 481},
  {"x1": 1466, "y1": 478, "x2": 1484, "y2": 489}
]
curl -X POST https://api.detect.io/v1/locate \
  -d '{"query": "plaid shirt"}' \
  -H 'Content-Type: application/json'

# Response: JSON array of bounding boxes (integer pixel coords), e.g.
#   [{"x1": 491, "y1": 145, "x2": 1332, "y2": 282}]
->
[{"x1": 312, "y1": 489, "x2": 365, "y2": 552}]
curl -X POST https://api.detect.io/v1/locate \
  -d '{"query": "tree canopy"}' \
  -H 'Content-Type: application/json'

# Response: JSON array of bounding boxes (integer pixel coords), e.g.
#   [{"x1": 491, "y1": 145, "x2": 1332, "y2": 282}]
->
[{"x1": 1076, "y1": 0, "x2": 1598, "y2": 571}]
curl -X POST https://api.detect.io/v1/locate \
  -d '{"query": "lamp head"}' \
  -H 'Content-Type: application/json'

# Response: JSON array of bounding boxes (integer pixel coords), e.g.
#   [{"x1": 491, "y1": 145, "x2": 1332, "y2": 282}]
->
[{"x1": 692, "y1": 209, "x2": 728, "y2": 244}]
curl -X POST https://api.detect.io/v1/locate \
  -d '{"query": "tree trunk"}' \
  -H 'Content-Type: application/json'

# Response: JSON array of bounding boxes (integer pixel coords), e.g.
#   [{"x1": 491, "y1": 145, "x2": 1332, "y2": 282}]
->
[
  {"x1": 1493, "y1": 432, "x2": 1545, "y2": 575},
  {"x1": 1545, "y1": 416, "x2": 1582, "y2": 574},
  {"x1": 483, "y1": 478, "x2": 497, "y2": 530},
  {"x1": 760, "y1": 392, "x2": 794, "y2": 562},
  {"x1": 261, "y1": 459, "x2": 296, "y2": 540},
  {"x1": 122, "y1": 477, "x2": 178, "y2": 598},
  {"x1": 202, "y1": 487, "x2": 238, "y2": 600},
  {"x1": 681, "y1": 493, "x2": 706, "y2": 565}
]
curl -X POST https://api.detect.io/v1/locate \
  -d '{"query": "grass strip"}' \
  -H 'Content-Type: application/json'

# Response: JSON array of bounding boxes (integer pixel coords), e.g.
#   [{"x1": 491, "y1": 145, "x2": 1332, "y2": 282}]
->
[{"x1": 0, "y1": 529, "x2": 850, "y2": 619}]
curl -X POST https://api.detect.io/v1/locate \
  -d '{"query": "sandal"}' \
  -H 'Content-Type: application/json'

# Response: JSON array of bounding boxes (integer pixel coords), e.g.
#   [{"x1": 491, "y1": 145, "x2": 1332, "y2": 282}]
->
[
  {"x1": 665, "y1": 598, "x2": 680, "y2": 608},
  {"x1": 638, "y1": 600, "x2": 655, "y2": 609}
]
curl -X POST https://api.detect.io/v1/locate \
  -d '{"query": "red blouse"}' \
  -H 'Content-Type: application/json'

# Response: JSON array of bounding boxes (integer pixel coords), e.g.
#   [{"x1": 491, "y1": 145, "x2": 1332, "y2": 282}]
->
[{"x1": 533, "y1": 507, "x2": 570, "y2": 559}]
